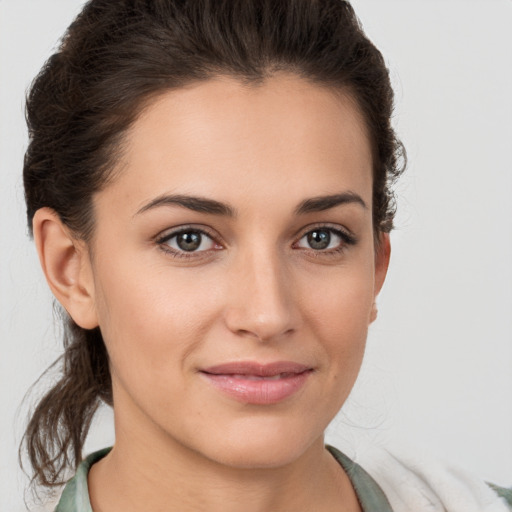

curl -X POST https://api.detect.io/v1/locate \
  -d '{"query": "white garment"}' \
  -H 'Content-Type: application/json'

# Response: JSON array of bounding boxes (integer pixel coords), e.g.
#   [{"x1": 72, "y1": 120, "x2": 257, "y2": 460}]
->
[{"x1": 356, "y1": 446, "x2": 511, "y2": 512}]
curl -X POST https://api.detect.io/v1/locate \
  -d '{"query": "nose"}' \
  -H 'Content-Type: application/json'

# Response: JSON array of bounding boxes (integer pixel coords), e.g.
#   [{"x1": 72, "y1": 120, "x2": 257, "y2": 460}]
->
[{"x1": 223, "y1": 247, "x2": 298, "y2": 342}]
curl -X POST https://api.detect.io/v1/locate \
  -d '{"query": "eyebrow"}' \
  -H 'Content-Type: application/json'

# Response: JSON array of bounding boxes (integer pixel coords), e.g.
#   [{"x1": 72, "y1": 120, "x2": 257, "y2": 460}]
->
[
  {"x1": 135, "y1": 191, "x2": 366, "y2": 217},
  {"x1": 135, "y1": 194, "x2": 236, "y2": 217},
  {"x1": 295, "y1": 192, "x2": 367, "y2": 215}
]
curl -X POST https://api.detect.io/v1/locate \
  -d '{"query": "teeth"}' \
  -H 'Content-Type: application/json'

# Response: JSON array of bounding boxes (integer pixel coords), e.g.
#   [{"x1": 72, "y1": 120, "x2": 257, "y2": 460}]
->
[
  {"x1": 233, "y1": 373, "x2": 290, "y2": 380},
  {"x1": 266, "y1": 374, "x2": 284, "y2": 380}
]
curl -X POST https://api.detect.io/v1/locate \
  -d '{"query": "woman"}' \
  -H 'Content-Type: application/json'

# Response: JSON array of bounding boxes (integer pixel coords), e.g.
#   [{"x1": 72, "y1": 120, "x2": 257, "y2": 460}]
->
[{"x1": 18, "y1": 0, "x2": 511, "y2": 511}]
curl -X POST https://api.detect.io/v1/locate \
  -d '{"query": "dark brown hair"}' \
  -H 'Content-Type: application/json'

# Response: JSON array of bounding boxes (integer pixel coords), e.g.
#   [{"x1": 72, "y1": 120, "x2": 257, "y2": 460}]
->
[{"x1": 22, "y1": 0, "x2": 405, "y2": 489}]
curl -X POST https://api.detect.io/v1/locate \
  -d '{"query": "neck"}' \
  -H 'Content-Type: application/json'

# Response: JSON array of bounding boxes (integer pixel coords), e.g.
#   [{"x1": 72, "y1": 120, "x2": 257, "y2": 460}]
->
[
  {"x1": 88, "y1": 396, "x2": 361, "y2": 512},
  {"x1": 89, "y1": 436, "x2": 360, "y2": 512}
]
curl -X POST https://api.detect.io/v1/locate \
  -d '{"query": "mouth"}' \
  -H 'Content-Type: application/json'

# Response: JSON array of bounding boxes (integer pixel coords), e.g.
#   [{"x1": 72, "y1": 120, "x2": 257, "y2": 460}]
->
[{"x1": 200, "y1": 361, "x2": 314, "y2": 405}]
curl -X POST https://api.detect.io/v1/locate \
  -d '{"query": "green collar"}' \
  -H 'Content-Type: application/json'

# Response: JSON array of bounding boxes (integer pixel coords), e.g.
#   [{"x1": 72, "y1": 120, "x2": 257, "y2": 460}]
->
[
  {"x1": 55, "y1": 447, "x2": 111, "y2": 512},
  {"x1": 326, "y1": 445, "x2": 393, "y2": 511},
  {"x1": 55, "y1": 445, "x2": 393, "y2": 511}
]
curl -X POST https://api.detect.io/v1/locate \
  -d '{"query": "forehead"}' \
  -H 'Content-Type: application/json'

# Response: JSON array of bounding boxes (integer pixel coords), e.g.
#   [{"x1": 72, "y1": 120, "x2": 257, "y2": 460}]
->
[{"x1": 100, "y1": 74, "x2": 373, "y2": 215}]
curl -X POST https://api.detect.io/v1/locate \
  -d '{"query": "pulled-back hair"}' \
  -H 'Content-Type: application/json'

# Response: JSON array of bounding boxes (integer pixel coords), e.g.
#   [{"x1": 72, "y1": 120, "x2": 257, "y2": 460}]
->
[{"x1": 22, "y1": 0, "x2": 405, "y2": 489}]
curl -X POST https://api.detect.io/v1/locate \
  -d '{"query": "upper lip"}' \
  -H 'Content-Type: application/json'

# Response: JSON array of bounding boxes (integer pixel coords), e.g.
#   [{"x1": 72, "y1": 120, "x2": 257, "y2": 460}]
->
[{"x1": 201, "y1": 361, "x2": 312, "y2": 377}]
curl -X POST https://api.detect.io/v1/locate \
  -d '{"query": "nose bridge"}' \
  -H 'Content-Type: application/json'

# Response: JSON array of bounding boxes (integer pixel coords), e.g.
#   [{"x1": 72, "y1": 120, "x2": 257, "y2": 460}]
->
[{"x1": 225, "y1": 241, "x2": 296, "y2": 341}]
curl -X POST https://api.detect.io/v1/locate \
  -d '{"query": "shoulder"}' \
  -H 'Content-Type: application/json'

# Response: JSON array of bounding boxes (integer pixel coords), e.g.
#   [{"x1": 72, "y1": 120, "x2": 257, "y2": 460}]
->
[{"x1": 352, "y1": 445, "x2": 511, "y2": 512}]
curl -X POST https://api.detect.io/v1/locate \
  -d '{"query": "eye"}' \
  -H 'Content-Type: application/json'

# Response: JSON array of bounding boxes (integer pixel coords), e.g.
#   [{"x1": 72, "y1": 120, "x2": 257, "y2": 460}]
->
[
  {"x1": 295, "y1": 227, "x2": 354, "y2": 251},
  {"x1": 158, "y1": 228, "x2": 220, "y2": 254}
]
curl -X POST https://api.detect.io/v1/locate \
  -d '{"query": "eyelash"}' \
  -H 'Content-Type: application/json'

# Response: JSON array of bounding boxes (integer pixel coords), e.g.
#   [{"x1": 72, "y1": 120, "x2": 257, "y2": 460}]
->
[
  {"x1": 155, "y1": 224, "x2": 357, "y2": 260},
  {"x1": 155, "y1": 226, "x2": 221, "y2": 260},
  {"x1": 294, "y1": 225, "x2": 357, "y2": 258}
]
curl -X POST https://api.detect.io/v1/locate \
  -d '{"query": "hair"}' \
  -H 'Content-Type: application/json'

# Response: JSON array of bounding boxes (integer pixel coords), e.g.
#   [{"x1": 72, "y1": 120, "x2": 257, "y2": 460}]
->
[{"x1": 21, "y1": 0, "x2": 405, "y2": 489}]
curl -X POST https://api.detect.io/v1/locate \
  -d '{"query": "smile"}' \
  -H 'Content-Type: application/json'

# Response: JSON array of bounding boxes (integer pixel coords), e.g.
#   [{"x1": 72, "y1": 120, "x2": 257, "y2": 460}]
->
[
  {"x1": 200, "y1": 361, "x2": 314, "y2": 405},
  {"x1": 229, "y1": 373, "x2": 296, "y2": 381}
]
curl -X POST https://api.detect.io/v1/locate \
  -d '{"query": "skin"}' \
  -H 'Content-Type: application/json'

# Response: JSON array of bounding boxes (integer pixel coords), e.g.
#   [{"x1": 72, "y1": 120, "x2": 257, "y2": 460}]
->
[{"x1": 34, "y1": 73, "x2": 390, "y2": 512}]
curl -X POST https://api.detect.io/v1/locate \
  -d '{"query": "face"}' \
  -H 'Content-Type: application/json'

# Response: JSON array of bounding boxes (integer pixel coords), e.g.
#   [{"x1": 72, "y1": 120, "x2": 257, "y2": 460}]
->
[{"x1": 85, "y1": 74, "x2": 387, "y2": 468}]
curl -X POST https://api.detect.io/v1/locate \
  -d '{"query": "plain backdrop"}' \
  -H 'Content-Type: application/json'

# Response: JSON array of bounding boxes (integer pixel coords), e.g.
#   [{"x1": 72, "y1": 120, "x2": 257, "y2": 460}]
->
[{"x1": 1, "y1": 0, "x2": 511, "y2": 510}]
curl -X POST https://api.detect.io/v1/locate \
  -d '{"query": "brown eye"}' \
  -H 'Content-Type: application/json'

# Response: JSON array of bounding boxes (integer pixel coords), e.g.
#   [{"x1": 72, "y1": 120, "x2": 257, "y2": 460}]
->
[
  {"x1": 295, "y1": 227, "x2": 355, "y2": 252},
  {"x1": 298, "y1": 229, "x2": 341, "y2": 251},
  {"x1": 176, "y1": 232, "x2": 202, "y2": 251},
  {"x1": 306, "y1": 229, "x2": 331, "y2": 250},
  {"x1": 162, "y1": 230, "x2": 217, "y2": 253}
]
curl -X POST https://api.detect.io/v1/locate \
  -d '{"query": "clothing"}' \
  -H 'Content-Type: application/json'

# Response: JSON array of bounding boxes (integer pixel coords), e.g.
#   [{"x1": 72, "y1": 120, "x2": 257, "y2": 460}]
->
[
  {"x1": 348, "y1": 445, "x2": 512, "y2": 512},
  {"x1": 54, "y1": 446, "x2": 512, "y2": 511}
]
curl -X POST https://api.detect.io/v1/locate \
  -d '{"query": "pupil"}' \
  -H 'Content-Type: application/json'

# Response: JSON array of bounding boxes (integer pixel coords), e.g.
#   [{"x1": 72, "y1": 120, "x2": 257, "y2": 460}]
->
[
  {"x1": 308, "y1": 230, "x2": 330, "y2": 250},
  {"x1": 177, "y1": 232, "x2": 201, "y2": 251}
]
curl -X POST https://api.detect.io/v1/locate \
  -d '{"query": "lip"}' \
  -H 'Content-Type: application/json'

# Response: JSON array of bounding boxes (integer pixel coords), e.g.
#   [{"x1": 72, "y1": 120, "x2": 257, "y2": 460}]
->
[{"x1": 200, "y1": 361, "x2": 313, "y2": 405}]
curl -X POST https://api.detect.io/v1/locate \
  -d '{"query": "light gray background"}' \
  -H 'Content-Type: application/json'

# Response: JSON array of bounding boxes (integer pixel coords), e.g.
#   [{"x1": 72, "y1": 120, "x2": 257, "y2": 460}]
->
[{"x1": 1, "y1": 0, "x2": 511, "y2": 510}]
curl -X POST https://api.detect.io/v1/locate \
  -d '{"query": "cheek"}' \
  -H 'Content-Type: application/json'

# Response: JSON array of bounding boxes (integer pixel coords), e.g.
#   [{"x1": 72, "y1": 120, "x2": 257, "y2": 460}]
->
[
  {"x1": 92, "y1": 256, "x2": 223, "y2": 383},
  {"x1": 299, "y1": 260, "x2": 375, "y2": 370},
  {"x1": 302, "y1": 261, "x2": 375, "y2": 331}
]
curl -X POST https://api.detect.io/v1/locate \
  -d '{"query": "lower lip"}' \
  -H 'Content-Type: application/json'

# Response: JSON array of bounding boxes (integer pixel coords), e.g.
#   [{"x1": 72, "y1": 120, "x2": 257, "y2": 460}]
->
[{"x1": 201, "y1": 371, "x2": 312, "y2": 405}]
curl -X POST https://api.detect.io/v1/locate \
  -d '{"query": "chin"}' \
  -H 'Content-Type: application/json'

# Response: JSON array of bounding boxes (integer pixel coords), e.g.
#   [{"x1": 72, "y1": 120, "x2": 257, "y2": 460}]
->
[{"x1": 192, "y1": 416, "x2": 324, "y2": 470}]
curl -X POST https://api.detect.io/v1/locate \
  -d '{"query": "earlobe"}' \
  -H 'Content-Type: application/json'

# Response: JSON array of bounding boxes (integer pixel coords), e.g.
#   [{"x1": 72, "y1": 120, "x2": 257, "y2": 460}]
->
[
  {"x1": 32, "y1": 208, "x2": 98, "y2": 329},
  {"x1": 369, "y1": 301, "x2": 378, "y2": 323}
]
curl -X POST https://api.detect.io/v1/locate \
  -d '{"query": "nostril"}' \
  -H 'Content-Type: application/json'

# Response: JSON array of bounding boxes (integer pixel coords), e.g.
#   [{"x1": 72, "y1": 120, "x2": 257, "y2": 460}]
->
[
  {"x1": 223, "y1": 258, "x2": 298, "y2": 341},
  {"x1": 233, "y1": 324, "x2": 295, "y2": 343}
]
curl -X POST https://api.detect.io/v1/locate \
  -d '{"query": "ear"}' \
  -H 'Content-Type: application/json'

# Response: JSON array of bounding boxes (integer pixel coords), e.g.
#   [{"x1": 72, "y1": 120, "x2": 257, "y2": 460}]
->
[
  {"x1": 32, "y1": 208, "x2": 98, "y2": 329},
  {"x1": 370, "y1": 233, "x2": 391, "y2": 323}
]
